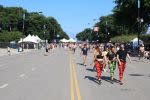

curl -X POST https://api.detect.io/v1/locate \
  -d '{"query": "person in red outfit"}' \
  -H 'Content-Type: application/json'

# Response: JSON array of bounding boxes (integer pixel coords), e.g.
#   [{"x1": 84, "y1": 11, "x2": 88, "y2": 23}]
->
[
  {"x1": 95, "y1": 49, "x2": 105, "y2": 85},
  {"x1": 116, "y1": 44, "x2": 131, "y2": 85}
]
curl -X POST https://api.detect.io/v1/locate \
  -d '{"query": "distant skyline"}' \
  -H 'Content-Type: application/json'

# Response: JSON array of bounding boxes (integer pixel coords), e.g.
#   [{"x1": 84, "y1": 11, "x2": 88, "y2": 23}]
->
[{"x1": 0, "y1": 0, "x2": 115, "y2": 38}]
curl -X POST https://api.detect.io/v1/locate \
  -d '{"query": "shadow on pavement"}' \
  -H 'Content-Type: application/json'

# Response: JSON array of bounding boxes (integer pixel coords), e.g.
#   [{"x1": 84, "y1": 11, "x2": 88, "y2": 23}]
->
[
  {"x1": 77, "y1": 63, "x2": 84, "y2": 66},
  {"x1": 86, "y1": 68, "x2": 95, "y2": 72},
  {"x1": 84, "y1": 76, "x2": 99, "y2": 85},
  {"x1": 101, "y1": 76, "x2": 120, "y2": 84},
  {"x1": 129, "y1": 74, "x2": 145, "y2": 76}
]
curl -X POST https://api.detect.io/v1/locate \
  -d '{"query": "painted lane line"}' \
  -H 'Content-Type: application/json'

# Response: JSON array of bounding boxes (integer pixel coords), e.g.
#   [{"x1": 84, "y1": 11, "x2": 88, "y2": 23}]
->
[
  {"x1": 0, "y1": 84, "x2": 8, "y2": 89},
  {"x1": 70, "y1": 54, "x2": 75, "y2": 100},
  {"x1": 20, "y1": 74, "x2": 25, "y2": 78},
  {"x1": 73, "y1": 60, "x2": 81, "y2": 100}
]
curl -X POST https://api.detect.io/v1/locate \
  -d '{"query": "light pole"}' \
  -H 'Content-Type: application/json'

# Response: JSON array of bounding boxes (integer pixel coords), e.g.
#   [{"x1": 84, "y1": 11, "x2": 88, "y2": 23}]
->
[
  {"x1": 137, "y1": 0, "x2": 141, "y2": 47},
  {"x1": 43, "y1": 24, "x2": 46, "y2": 46},
  {"x1": 22, "y1": 13, "x2": 25, "y2": 51}
]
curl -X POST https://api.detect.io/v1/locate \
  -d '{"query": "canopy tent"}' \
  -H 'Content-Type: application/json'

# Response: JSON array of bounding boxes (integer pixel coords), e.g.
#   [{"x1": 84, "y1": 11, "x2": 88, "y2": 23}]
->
[
  {"x1": 24, "y1": 34, "x2": 38, "y2": 43},
  {"x1": 18, "y1": 38, "x2": 24, "y2": 43},
  {"x1": 35, "y1": 35, "x2": 42, "y2": 42},
  {"x1": 68, "y1": 38, "x2": 76, "y2": 42},
  {"x1": 60, "y1": 38, "x2": 68, "y2": 42},
  {"x1": 131, "y1": 38, "x2": 143, "y2": 48},
  {"x1": 18, "y1": 34, "x2": 42, "y2": 43}
]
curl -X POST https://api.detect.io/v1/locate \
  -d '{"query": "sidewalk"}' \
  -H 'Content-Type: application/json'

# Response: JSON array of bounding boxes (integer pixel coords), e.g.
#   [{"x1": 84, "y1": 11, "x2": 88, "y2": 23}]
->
[{"x1": 0, "y1": 48, "x2": 36, "y2": 57}]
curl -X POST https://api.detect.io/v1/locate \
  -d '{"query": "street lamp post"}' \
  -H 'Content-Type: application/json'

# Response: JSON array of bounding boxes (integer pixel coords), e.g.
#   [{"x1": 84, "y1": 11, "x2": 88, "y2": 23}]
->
[
  {"x1": 137, "y1": 0, "x2": 141, "y2": 47},
  {"x1": 43, "y1": 24, "x2": 46, "y2": 46},
  {"x1": 22, "y1": 13, "x2": 25, "y2": 51}
]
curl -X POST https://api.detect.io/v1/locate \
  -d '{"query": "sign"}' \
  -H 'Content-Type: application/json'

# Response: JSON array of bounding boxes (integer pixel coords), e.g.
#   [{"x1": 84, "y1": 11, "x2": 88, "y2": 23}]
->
[{"x1": 93, "y1": 27, "x2": 99, "y2": 32}]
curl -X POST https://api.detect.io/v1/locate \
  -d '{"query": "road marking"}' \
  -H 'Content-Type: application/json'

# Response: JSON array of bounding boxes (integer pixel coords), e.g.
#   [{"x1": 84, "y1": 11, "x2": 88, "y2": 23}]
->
[
  {"x1": 0, "y1": 84, "x2": 8, "y2": 89},
  {"x1": 19, "y1": 74, "x2": 25, "y2": 78},
  {"x1": 70, "y1": 54, "x2": 75, "y2": 100},
  {"x1": 73, "y1": 60, "x2": 81, "y2": 100},
  {"x1": 69, "y1": 52, "x2": 82, "y2": 100}
]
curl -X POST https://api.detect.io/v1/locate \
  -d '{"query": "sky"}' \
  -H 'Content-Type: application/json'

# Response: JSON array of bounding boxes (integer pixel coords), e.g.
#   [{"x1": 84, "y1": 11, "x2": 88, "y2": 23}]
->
[{"x1": 0, "y1": 0, "x2": 115, "y2": 38}]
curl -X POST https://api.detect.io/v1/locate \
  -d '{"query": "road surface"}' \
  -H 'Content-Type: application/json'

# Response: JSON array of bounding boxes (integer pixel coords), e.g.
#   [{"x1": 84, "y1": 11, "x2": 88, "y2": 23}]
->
[{"x1": 0, "y1": 48, "x2": 150, "y2": 100}]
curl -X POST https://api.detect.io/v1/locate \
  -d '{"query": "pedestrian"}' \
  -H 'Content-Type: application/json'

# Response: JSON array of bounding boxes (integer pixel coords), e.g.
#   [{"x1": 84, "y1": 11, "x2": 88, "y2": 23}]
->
[
  {"x1": 95, "y1": 48, "x2": 105, "y2": 85},
  {"x1": 116, "y1": 44, "x2": 131, "y2": 85},
  {"x1": 7, "y1": 46, "x2": 11, "y2": 56},
  {"x1": 72, "y1": 43, "x2": 77, "y2": 53},
  {"x1": 139, "y1": 44, "x2": 145, "y2": 62},
  {"x1": 106, "y1": 46, "x2": 117, "y2": 83},
  {"x1": 102, "y1": 46, "x2": 109, "y2": 72},
  {"x1": 90, "y1": 45, "x2": 101, "y2": 71},
  {"x1": 81, "y1": 44, "x2": 88, "y2": 66}
]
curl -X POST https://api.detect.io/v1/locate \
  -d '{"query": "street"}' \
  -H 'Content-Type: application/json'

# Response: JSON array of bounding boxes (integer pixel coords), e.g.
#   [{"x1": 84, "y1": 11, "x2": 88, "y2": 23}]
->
[{"x1": 0, "y1": 48, "x2": 150, "y2": 100}]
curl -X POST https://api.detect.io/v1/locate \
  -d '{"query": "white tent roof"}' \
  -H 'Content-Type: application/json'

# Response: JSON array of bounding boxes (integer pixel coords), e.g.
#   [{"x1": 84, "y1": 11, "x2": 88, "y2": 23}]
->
[
  {"x1": 18, "y1": 38, "x2": 24, "y2": 43},
  {"x1": 60, "y1": 38, "x2": 68, "y2": 42},
  {"x1": 68, "y1": 38, "x2": 76, "y2": 42},
  {"x1": 23, "y1": 34, "x2": 38, "y2": 43},
  {"x1": 18, "y1": 34, "x2": 42, "y2": 43}
]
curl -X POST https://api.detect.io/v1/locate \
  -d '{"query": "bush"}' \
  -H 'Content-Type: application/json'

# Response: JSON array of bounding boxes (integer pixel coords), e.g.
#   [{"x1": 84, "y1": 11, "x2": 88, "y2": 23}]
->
[
  {"x1": 0, "y1": 31, "x2": 23, "y2": 42},
  {"x1": 110, "y1": 35, "x2": 137, "y2": 43}
]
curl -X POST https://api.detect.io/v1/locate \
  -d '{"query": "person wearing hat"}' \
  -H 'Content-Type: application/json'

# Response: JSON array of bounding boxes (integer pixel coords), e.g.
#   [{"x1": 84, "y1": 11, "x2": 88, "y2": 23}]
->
[{"x1": 116, "y1": 44, "x2": 131, "y2": 85}]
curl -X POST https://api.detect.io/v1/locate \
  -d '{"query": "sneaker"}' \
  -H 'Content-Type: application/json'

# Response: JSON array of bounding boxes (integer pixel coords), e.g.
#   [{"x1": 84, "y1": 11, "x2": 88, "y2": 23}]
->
[
  {"x1": 98, "y1": 79, "x2": 102, "y2": 85},
  {"x1": 119, "y1": 81, "x2": 123, "y2": 85}
]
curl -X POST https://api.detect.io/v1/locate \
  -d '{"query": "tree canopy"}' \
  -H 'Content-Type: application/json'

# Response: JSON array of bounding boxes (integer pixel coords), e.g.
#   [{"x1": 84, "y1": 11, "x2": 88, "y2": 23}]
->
[
  {"x1": 76, "y1": 0, "x2": 150, "y2": 42},
  {"x1": 0, "y1": 5, "x2": 69, "y2": 42}
]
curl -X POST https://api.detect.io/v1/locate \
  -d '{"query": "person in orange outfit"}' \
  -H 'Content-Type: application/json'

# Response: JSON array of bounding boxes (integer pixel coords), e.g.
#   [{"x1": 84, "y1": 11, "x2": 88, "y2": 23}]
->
[
  {"x1": 95, "y1": 49, "x2": 105, "y2": 85},
  {"x1": 116, "y1": 44, "x2": 131, "y2": 85}
]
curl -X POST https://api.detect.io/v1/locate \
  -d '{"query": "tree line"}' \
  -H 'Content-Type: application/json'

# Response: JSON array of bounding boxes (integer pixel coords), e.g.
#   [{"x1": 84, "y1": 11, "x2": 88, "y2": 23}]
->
[
  {"x1": 76, "y1": 0, "x2": 150, "y2": 43},
  {"x1": 0, "y1": 5, "x2": 69, "y2": 42}
]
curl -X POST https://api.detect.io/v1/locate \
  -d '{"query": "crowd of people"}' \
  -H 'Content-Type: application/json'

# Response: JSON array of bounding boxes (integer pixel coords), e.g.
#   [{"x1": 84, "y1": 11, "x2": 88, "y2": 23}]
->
[{"x1": 65, "y1": 42, "x2": 150, "y2": 85}]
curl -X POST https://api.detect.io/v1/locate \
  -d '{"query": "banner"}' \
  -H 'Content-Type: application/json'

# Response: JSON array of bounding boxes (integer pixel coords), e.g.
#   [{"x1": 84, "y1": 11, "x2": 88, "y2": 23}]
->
[{"x1": 93, "y1": 27, "x2": 99, "y2": 32}]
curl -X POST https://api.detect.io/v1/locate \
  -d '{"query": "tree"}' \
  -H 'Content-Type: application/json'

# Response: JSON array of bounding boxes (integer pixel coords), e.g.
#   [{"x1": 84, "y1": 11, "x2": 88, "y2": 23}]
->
[{"x1": 0, "y1": 5, "x2": 69, "y2": 42}]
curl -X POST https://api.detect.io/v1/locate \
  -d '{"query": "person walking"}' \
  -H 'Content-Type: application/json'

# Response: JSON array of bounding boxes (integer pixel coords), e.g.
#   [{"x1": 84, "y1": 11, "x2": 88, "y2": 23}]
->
[
  {"x1": 81, "y1": 44, "x2": 88, "y2": 66},
  {"x1": 106, "y1": 46, "x2": 117, "y2": 83},
  {"x1": 91, "y1": 45, "x2": 102, "y2": 71},
  {"x1": 139, "y1": 44, "x2": 145, "y2": 62},
  {"x1": 7, "y1": 46, "x2": 11, "y2": 56},
  {"x1": 94, "y1": 49, "x2": 105, "y2": 85},
  {"x1": 116, "y1": 44, "x2": 131, "y2": 85}
]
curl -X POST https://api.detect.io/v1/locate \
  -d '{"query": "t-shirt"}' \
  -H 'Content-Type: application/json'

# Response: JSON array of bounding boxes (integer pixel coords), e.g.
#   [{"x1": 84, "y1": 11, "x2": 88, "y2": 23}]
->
[
  {"x1": 106, "y1": 52, "x2": 116, "y2": 61},
  {"x1": 82, "y1": 48, "x2": 88, "y2": 55},
  {"x1": 116, "y1": 50, "x2": 128, "y2": 62}
]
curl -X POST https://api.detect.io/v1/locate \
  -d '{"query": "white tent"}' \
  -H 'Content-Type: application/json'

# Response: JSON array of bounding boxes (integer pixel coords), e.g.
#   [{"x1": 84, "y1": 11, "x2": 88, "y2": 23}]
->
[
  {"x1": 60, "y1": 38, "x2": 68, "y2": 42},
  {"x1": 18, "y1": 38, "x2": 24, "y2": 43},
  {"x1": 131, "y1": 38, "x2": 143, "y2": 48},
  {"x1": 34, "y1": 35, "x2": 42, "y2": 43},
  {"x1": 68, "y1": 38, "x2": 76, "y2": 42},
  {"x1": 23, "y1": 34, "x2": 38, "y2": 43}
]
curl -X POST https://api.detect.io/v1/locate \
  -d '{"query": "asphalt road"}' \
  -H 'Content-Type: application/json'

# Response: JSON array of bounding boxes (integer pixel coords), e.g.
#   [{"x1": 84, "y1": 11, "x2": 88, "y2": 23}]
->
[{"x1": 0, "y1": 48, "x2": 150, "y2": 100}]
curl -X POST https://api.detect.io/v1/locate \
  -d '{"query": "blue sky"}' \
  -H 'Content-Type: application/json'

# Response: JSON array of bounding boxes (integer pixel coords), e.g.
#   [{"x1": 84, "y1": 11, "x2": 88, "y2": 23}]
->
[{"x1": 0, "y1": 0, "x2": 115, "y2": 38}]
